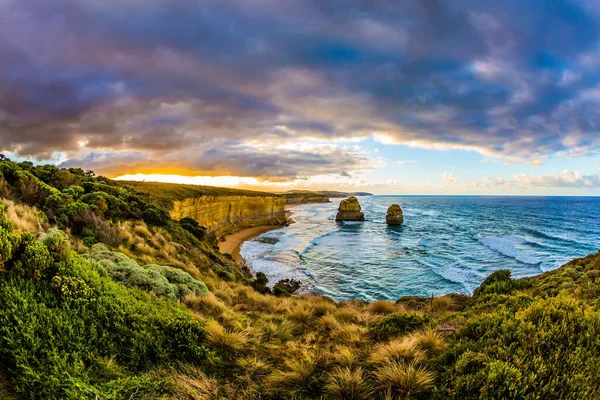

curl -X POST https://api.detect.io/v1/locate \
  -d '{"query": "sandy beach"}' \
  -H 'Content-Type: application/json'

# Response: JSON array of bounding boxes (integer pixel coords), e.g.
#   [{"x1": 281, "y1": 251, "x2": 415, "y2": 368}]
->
[{"x1": 218, "y1": 209, "x2": 295, "y2": 263}]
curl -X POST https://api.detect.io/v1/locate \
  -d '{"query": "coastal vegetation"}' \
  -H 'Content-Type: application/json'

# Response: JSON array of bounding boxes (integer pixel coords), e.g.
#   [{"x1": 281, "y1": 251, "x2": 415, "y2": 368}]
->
[{"x1": 0, "y1": 158, "x2": 599, "y2": 399}]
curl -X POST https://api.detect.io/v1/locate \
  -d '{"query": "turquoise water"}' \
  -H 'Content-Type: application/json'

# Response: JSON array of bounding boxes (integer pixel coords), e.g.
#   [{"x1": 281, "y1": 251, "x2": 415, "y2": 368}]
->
[{"x1": 240, "y1": 196, "x2": 600, "y2": 301}]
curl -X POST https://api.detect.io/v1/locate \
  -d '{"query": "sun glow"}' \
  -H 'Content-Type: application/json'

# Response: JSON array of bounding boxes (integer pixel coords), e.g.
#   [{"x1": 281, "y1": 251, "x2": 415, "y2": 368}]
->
[{"x1": 114, "y1": 174, "x2": 265, "y2": 187}]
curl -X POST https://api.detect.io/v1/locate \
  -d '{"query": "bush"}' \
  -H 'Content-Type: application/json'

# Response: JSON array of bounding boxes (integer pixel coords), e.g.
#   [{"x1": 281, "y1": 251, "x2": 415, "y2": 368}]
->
[
  {"x1": 273, "y1": 278, "x2": 302, "y2": 297},
  {"x1": 88, "y1": 244, "x2": 208, "y2": 300},
  {"x1": 0, "y1": 253, "x2": 208, "y2": 398},
  {"x1": 39, "y1": 229, "x2": 71, "y2": 263},
  {"x1": 252, "y1": 271, "x2": 271, "y2": 294},
  {"x1": 473, "y1": 270, "x2": 531, "y2": 298},
  {"x1": 7, "y1": 233, "x2": 52, "y2": 280},
  {"x1": 370, "y1": 313, "x2": 432, "y2": 341},
  {"x1": 436, "y1": 297, "x2": 600, "y2": 399}
]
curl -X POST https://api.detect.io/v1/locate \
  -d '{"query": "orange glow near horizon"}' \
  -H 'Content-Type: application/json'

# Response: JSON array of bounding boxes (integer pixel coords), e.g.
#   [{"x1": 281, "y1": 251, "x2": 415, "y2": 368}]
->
[{"x1": 113, "y1": 173, "x2": 298, "y2": 190}]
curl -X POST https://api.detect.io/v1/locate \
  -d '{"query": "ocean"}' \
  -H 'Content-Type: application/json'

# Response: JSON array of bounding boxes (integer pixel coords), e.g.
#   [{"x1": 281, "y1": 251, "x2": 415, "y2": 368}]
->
[{"x1": 240, "y1": 196, "x2": 600, "y2": 301}]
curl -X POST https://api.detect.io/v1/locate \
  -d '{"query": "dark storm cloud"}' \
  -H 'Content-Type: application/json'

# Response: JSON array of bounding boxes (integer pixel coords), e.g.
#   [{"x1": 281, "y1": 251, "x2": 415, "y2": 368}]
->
[{"x1": 1, "y1": 0, "x2": 600, "y2": 176}]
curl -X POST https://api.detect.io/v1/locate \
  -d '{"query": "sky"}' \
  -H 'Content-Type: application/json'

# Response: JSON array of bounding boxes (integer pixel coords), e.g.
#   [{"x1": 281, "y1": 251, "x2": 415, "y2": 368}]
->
[{"x1": 1, "y1": 0, "x2": 600, "y2": 195}]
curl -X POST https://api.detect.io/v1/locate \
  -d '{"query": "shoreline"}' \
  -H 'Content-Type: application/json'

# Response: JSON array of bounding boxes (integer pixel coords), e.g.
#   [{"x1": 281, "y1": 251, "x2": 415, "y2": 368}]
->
[{"x1": 218, "y1": 208, "x2": 296, "y2": 263}]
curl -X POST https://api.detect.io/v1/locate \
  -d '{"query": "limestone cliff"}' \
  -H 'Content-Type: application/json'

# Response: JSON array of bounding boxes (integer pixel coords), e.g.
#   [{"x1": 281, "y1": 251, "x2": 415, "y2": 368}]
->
[
  {"x1": 121, "y1": 181, "x2": 287, "y2": 239},
  {"x1": 282, "y1": 190, "x2": 330, "y2": 205},
  {"x1": 170, "y1": 195, "x2": 286, "y2": 239}
]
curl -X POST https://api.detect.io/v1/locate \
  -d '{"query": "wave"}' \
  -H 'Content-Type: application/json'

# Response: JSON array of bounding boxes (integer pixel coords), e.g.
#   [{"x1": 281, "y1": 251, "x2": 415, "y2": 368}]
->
[
  {"x1": 522, "y1": 227, "x2": 586, "y2": 247},
  {"x1": 476, "y1": 235, "x2": 540, "y2": 265}
]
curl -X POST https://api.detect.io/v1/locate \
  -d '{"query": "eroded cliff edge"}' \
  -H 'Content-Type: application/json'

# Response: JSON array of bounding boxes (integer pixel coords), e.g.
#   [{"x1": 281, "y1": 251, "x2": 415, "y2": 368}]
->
[
  {"x1": 171, "y1": 195, "x2": 285, "y2": 238},
  {"x1": 121, "y1": 181, "x2": 286, "y2": 239}
]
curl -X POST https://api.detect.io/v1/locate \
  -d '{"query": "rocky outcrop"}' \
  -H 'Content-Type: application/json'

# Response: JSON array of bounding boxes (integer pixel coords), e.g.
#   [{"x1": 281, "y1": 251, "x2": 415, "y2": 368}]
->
[
  {"x1": 170, "y1": 195, "x2": 286, "y2": 239},
  {"x1": 386, "y1": 204, "x2": 404, "y2": 226},
  {"x1": 335, "y1": 196, "x2": 365, "y2": 221}
]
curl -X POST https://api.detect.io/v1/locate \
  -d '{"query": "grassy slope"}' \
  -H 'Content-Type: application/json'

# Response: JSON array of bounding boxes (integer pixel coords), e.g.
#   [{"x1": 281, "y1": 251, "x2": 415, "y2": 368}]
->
[
  {"x1": 120, "y1": 181, "x2": 283, "y2": 210},
  {"x1": 0, "y1": 159, "x2": 599, "y2": 399}
]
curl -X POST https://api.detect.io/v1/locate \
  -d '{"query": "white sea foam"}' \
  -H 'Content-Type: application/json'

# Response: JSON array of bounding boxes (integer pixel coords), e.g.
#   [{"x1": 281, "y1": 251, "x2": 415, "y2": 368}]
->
[{"x1": 476, "y1": 235, "x2": 540, "y2": 265}]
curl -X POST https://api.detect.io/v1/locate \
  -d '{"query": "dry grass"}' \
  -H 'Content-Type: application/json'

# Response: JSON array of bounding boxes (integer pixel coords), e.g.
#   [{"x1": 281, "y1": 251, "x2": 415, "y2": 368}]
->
[
  {"x1": 324, "y1": 367, "x2": 373, "y2": 399},
  {"x1": 267, "y1": 353, "x2": 319, "y2": 397},
  {"x1": 331, "y1": 323, "x2": 368, "y2": 345},
  {"x1": 370, "y1": 337, "x2": 425, "y2": 366},
  {"x1": 288, "y1": 304, "x2": 315, "y2": 333},
  {"x1": 374, "y1": 362, "x2": 434, "y2": 399},
  {"x1": 1, "y1": 198, "x2": 46, "y2": 234},
  {"x1": 411, "y1": 330, "x2": 446, "y2": 355},
  {"x1": 331, "y1": 346, "x2": 360, "y2": 368},
  {"x1": 334, "y1": 306, "x2": 363, "y2": 323},
  {"x1": 154, "y1": 364, "x2": 219, "y2": 400},
  {"x1": 185, "y1": 293, "x2": 228, "y2": 317},
  {"x1": 369, "y1": 300, "x2": 397, "y2": 315},
  {"x1": 431, "y1": 295, "x2": 456, "y2": 313},
  {"x1": 118, "y1": 220, "x2": 181, "y2": 267},
  {"x1": 236, "y1": 356, "x2": 271, "y2": 380},
  {"x1": 205, "y1": 321, "x2": 248, "y2": 358}
]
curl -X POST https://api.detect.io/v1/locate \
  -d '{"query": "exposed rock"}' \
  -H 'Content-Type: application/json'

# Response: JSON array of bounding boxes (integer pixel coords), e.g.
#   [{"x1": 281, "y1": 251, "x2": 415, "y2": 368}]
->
[
  {"x1": 386, "y1": 204, "x2": 404, "y2": 226},
  {"x1": 335, "y1": 196, "x2": 365, "y2": 221},
  {"x1": 282, "y1": 190, "x2": 330, "y2": 205},
  {"x1": 170, "y1": 195, "x2": 286, "y2": 240}
]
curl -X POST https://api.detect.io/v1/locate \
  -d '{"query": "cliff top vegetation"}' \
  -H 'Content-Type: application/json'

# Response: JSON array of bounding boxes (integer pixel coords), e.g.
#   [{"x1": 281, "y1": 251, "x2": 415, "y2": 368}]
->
[{"x1": 121, "y1": 181, "x2": 283, "y2": 210}]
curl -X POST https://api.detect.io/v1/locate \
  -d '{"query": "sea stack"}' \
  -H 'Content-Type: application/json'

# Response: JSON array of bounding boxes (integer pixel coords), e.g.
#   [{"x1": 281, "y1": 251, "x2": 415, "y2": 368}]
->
[
  {"x1": 335, "y1": 196, "x2": 365, "y2": 221},
  {"x1": 386, "y1": 204, "x2": 404, "y2": 226}
]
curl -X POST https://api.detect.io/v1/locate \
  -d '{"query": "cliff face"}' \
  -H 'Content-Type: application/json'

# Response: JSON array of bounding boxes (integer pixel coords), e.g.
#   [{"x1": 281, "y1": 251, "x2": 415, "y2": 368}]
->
[
  {"x1": 170, "y1": 195, "x2": 286, "y2": 239},
  {"x1": 283, "y1": 192, "x2": 329, "y2": 205}
]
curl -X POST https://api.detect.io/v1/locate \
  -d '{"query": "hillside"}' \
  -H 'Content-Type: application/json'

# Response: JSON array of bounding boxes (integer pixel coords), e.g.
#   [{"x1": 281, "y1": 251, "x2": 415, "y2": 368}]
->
[
  {"x1": 0, "y1": 159, "x2": 599, "y2": 399},
  {"x1": 120, "y1": 181, "x2": 283, "y2": 211},
  {"x1": 317, "y1": 190, "x2": 373, "y2": 197},
  {"x1": 281, "y1": 190, "x2": 330, "y2": 204}
]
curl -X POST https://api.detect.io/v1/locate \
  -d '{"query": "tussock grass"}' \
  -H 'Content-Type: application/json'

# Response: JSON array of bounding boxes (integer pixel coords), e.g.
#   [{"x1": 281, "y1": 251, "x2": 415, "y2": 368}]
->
[
  {"x1": 431, "y1": 295, "x2": 456, "y2": 313},
  {"x1": 205, "y1": 321, "x2": 248, "y2": 358},
  {"x1": 374, "y1": 362, "x2": 434, "y2": 399},
  {"x1": 289, "y1": 304, "x2": 315, "y2": 333},
  {"x1": 331, "y1": 323, "x2": 368, "y2": 345},
  {"x1": 267, "y1": 353, "x2": 320, "y2": 397},
  {"x1": 370, "y1": 337, "x2": 425, "y2": 366},
  {"x1": 236, "y1": 356, "x2": 271, "y2": 380},
  {"x1": 369, "y1": 300, "x2": 397, "y2": 315},
  {"x1": 334, "y1": 306, "x2": 364, "y2": 323},
  {"x1": 324, "y1": 367, "x2": 373, "y2": 399},
  {"x1": 154, "y1": 364, "x2": 219, "y2": 400},
  {"x1": 185, "y1": 293, "x2": 228, "y2": 317},
  {"x1": 331, "y1": 346, "x2": 360, "y2": 367},
  {"x1": 1, "y1": 198, "x2": 45, "y2": 234},
  {"x1": 411, "y1": 330, "x2": 446, "y2": 355}
]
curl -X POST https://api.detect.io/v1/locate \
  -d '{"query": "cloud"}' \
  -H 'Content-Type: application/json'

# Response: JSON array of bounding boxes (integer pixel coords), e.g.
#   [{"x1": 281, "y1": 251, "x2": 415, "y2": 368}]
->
[
  {"x1": 468, "y1": 170, "x2": 600, "y2": 189},
  {"x1": 1, "y1": 0, "x2": 600, "y2": 175},
  {"x1": 60, "y1": 142, "x2": 372, "y2": 181},
  {"x1": 392, "y1": 160, "x2": 416, "y2": 166},
  {"x1": 438, "y1": 172, "x2": 457, "y2": 186}
]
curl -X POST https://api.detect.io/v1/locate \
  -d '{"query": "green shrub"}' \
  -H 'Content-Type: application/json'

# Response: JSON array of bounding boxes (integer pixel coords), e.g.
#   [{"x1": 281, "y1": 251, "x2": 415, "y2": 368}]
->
[
  {"x1": 273, "y1": 279, "x2": 302, "y2": 297},
  {"x1": 7, "y1": 233, "x2": 52, "y2": 280},
  {"x1": 435, "y1": 297, "x2": 600, "y2": 399},
  {"x1": 0, "y1": 252, "x2": 208, "y2": 398},
  {"x1": 473, "y1": 270, "x2": 531, "y2": 298},
  {"x1": 252, "y1": 271, "x2": 271, "y2": 294},
  {"x1": 88, "y1": 244, "x2": 208, "y2": 300},
  {"x1": 39, "y1": 229, "x2": 71, "y2": 263},
  {"x1": 370, "y1": 313, "x2": 432, "y2": 341}
]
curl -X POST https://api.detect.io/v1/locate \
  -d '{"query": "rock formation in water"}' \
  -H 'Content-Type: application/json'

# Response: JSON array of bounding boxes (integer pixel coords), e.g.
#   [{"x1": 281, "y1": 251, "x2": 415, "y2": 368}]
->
[
  {"x1": 386, "y1": 204, "x2": 404, "y2": 226},
  {"x1": 335, "y1": 196, "x2": 365, "y2": 221}
]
